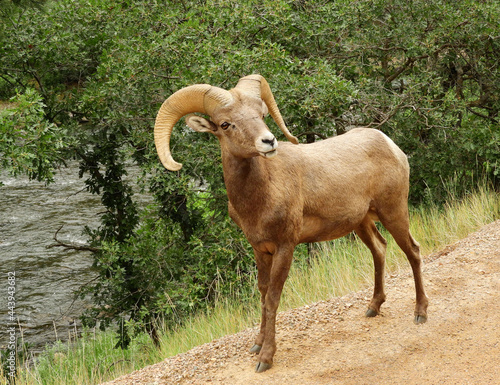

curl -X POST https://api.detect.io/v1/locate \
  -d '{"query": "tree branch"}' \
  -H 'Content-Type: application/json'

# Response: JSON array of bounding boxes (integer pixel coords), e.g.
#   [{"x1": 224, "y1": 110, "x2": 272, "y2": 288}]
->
[
  {"x1": 466, "y1": 107, "x2": 498, "y2": 124},
  {"x1": 47, "y1": 225, "x2": 99, "y2": 253},
  {"x1": 385, "y1": 57, "x2": 418, "y2": 84},
  {"x1": 296, "y1": 131, "x2": 328, "y2": 140}
]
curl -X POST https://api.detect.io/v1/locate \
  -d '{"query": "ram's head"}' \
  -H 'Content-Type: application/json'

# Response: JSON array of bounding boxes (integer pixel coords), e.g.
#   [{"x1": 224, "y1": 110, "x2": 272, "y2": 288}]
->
[{"x1": 154, "y1": 75, "x2": 298, "y2": 171}]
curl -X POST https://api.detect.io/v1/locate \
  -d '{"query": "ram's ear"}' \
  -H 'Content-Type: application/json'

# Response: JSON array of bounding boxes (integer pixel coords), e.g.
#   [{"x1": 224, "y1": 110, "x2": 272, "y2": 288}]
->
[
  {"x1": 185, "y1": 114, "x2": 217, "y2": 133},
  {"x1": 261, "y1": 101, "x2": 269, "y2": 117}
]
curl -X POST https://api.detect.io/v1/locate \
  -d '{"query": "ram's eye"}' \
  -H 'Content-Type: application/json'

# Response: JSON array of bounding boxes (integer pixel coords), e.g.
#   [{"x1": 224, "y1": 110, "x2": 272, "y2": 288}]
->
[{"x1": 221, "y1": 122, "x2": 230, "y2": 130}]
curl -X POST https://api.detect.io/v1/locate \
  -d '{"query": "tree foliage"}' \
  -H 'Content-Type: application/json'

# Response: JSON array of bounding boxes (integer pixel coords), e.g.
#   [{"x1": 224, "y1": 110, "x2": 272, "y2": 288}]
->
[
  {"x1": 1, "y1": 0, "x2": 499, "y2": 346},
  {"x1": 0, "y1": 88, "x2": 68, "y2": 182}
]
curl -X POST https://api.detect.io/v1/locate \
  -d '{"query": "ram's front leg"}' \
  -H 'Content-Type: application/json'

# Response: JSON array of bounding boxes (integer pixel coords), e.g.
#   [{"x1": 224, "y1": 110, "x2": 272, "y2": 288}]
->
[
  {"x1": 250, "y1": 248, "x2": 271, "y2": 355},
  {"x1": 253, "y1": 245, "x2": 294, "y2": 373}
]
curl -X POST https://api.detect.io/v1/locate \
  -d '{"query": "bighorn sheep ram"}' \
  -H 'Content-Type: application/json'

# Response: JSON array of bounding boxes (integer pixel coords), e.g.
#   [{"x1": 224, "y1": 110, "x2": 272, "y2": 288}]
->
[{"x1": 154, "y1": 74, "x2": 428, "y2": 373}]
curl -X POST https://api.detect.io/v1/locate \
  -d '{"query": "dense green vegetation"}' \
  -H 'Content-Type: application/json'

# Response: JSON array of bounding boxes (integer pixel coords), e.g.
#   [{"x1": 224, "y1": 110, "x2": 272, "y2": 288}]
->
[{"x1": 1, "y1": 0, "x2": 499, "y2": 376}]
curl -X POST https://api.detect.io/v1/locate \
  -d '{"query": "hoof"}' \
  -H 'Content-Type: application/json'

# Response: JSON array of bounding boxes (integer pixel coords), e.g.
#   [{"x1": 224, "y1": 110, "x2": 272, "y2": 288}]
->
[
  {"x1": 255, "y1": 362, "x2": 272, "y2": 373},
  {"x1": 414, "y1": 315, "x2": 427, "y2": 324},
  {"x1": 249, "y1": 344, "x2": 262, "y2": 354},
  {"x1": 365, "y1": 308, "x2": 378, "y2": 318}
]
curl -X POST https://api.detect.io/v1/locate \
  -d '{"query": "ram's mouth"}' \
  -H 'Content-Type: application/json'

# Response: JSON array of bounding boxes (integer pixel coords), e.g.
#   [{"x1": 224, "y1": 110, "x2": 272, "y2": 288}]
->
[{"x1": 261, "y1": 149, "x2": 277, "y2": 158}]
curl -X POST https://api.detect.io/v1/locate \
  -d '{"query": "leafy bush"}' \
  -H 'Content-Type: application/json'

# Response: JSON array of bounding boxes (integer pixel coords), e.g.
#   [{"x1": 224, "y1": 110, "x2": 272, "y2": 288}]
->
[{"x1": 0, "y1": 88, "x2": 68, "y2": 182}]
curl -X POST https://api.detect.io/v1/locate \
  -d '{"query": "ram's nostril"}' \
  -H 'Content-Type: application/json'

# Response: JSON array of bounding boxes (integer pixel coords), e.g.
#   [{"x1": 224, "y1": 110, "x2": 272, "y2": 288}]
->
[{"x1": 262, "y1": 138, "x2": 276, "y2": 146}]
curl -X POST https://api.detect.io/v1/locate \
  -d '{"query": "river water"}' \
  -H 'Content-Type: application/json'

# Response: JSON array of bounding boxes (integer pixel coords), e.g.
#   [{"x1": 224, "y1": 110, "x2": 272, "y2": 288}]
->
[{"x1": 0, "y1": 165, "x2": 101, "y2": 350}]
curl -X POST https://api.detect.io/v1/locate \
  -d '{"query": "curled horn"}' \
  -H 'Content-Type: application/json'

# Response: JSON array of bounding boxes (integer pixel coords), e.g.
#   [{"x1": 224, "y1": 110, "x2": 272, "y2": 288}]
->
[
  {"x1": 235, "y1": 75, "x2": 299, "y2": 144},
  {"x1": 154, "y1": 84, "x2": 233, "y2": 171}
]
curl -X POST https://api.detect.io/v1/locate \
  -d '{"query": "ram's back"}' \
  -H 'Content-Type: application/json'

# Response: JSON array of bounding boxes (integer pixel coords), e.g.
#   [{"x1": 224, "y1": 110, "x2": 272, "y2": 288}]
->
[{"x1": 277, "y1": 127, "x2": 410, "y2": 243}]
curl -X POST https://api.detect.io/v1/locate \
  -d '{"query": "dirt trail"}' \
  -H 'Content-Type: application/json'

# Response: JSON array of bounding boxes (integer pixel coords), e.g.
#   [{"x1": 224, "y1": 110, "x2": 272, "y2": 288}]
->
[{"x1": 103, "y1": 221, "x2": 500, "y2": 385}]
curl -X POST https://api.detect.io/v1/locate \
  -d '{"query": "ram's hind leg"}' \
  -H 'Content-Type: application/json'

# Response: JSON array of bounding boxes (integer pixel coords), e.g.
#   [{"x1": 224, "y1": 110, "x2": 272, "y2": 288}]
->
[
  {"x1": 355, "y1": 217, "x2": 388, "y2": 317},
  {"x1": 378, "y1": 208, "x2": 429, "y2": 324}
]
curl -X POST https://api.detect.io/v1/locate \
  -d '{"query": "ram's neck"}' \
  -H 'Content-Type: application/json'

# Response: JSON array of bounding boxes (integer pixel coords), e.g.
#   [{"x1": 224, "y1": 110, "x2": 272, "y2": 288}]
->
[{"x1": 221, "y1": 152, "x2": 269, "y2": 211}]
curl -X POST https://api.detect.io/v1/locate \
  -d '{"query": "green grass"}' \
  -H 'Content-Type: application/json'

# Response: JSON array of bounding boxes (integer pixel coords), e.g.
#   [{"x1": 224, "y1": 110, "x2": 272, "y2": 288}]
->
[
  {"x1": 3, "y1": 185, "x2": 499, "y2": 385},
  {"x1": 1, "y1": 330, "x2": 154, "y2": 385}
]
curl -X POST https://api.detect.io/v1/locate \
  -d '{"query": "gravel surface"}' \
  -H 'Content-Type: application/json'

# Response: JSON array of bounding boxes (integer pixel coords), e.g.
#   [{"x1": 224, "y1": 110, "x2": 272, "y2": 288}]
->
[{"x1": 102, "y1": 220, "x2": 500, "y2": 385}]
